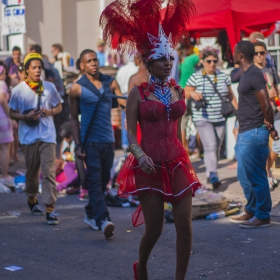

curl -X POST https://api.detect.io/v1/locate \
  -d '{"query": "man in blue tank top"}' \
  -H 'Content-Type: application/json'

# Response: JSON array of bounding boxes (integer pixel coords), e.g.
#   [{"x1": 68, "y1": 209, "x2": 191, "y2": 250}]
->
[{"x1": 69, "y1": 49, "x2": 126, "y2": 239}]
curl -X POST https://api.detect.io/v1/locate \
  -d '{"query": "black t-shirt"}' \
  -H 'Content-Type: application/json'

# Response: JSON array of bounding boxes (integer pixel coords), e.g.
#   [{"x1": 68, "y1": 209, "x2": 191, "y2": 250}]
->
[{"x1": 238, "y1": 64, "x2": 267, "y2": 133}]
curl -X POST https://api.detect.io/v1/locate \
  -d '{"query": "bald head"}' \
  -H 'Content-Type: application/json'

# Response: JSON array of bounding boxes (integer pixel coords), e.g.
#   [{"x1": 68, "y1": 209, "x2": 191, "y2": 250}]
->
[{"x1": 249, "y1": 32, "x2": 265, "y2": 43}]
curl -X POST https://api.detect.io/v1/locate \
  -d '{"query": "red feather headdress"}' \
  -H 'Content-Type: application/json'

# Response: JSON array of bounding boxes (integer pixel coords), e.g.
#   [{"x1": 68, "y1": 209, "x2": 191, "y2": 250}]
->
[{"x1": 99, "y1": 0, "x2": 195, "y2": 61}]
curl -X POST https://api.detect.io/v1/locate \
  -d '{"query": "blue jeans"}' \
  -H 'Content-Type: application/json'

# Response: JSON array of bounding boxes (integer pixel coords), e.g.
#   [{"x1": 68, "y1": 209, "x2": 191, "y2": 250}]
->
[
  {"x1": 235, "y1": 126, "x2": 271, "y2": 220},
  {"x1": 85, "y1": 142, "x2": 114, "y2": 227},
  {"x1": 121, "y1": 109, "x2": 129, "y2": 149}
]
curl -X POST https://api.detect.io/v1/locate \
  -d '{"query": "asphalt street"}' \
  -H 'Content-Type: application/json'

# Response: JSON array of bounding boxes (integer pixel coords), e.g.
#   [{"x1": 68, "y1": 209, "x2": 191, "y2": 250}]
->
[{"x1": 1, "y1": 155, "x2": 280, "y2": 280}]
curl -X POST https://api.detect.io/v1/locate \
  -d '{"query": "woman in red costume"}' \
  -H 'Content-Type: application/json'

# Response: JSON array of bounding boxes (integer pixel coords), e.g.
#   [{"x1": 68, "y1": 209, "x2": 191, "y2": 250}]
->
[{"x1": 100, "y1": 1, "x2": 201, "y2": 279}]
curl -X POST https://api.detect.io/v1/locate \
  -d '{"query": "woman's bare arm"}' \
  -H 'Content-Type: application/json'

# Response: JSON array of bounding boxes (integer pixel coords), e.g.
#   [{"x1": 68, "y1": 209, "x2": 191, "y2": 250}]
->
[
  {"x1": 227, "y1": 86, "x2": 238, "y2": 110},
  {"x1": 176, "y1": 88, "x2": 183, "y2": 143},
  {"x1": 111, "y1": 79, "x2": 126, "y2": 107},
  {"x1": 126, "y1": 87, "x2": 141, "y2": 145},
  {"x1": 0, "y1": 92, "x2": 9, "y2": 116},
  {"x1": 127, "y1": 87, "x2": 155, "y2": 173},
  {"x1": 185, "y1": 86, "x2": 203, "y2": 101},
  {"x1": 177, "y1": 118, "x2": 182, "y2": 143},
  {"x1": 128, "y1": 75, "x2": 137, "y2": 94}
]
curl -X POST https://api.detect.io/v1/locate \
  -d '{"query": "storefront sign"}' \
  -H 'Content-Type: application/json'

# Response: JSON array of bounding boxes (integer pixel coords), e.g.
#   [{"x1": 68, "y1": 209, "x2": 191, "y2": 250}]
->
[
  {"x1": 2, "y1": 0, "x2": 24, "y2": 5},
  {"x1": 1, "y1": 5, "x2": 26, "y2": 35}
]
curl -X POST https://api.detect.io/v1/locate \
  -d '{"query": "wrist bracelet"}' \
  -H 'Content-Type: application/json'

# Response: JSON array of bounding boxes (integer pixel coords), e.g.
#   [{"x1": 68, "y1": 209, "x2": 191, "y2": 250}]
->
[
  {"x1": 269, "y1": 126, "x2": 275, "y2": 132},
  {"x1": 129, "y1": 144, "x2": 146, "y2": 160}
]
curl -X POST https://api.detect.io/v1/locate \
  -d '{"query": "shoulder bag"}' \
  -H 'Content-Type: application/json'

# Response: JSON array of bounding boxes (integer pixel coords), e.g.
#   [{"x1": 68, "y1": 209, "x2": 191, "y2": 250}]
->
[{"x1": 205, "y1": 74, "x2": 236, "y2": 118}]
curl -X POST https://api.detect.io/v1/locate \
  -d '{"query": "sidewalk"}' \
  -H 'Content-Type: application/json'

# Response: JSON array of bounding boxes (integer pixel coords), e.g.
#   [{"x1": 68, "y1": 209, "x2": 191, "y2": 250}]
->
[
  {"x1": 6, "y1": 149, "x2": 280, "y2": 209},
  {"x1": 191, "y1": 158, "x2": 280, "y2": 208}
]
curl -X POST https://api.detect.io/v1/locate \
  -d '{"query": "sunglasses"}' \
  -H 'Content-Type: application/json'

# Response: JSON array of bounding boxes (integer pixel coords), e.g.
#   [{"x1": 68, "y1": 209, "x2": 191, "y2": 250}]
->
[
  {"x1": 205, "y1": 59, "x2": 218, "y2": 64},
  {"x1": 254, "y1": 51, "x2": 266, "y2": 56}
]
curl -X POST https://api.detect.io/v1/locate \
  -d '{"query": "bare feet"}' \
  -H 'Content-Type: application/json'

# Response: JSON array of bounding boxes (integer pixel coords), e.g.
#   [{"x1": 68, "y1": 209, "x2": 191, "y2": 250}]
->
[
  {"x1": 9, "y1": 156, "x2": 19, "y2": 165},
  {"x1": 0, "y1": 175, "x2": 14, "y2": 186}
]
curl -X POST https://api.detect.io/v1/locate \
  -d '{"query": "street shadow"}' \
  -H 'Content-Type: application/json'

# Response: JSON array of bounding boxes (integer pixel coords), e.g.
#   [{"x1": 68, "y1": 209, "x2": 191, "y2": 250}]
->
[
  {"x1": 191, "y1": 160, "x2": 204, "y2": 172},
  {"x1": 218, "y1": 161, "x2": 237, "y2": 169},
  {"x1": 192, "y1": 159, "x2": 236, "y2": 173},
  {"x1": 216, "y1": 176, "x2": 239, "y2": 192}
]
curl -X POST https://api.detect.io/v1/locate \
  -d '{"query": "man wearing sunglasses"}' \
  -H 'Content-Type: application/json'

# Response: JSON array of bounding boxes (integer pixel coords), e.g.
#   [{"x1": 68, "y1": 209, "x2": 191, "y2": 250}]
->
[
  {"x1": 254, "y1": 42, "x2": 279, "y2": 101},
  {"x1": 230, "y1": 32, "x2": 279, "y2": 85},
  {"x1": 254, "y1": 41, "x2": 280, "y2": 191},
  {"x1": 230, "y1": 40, "x2": 279, "y2": 228}
]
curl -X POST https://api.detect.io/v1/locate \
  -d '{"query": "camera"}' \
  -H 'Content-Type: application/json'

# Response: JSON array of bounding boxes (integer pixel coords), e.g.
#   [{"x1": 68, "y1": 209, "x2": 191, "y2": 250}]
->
[{"x1": 194, "y1": 98, "x2": 208, "y2": 110}]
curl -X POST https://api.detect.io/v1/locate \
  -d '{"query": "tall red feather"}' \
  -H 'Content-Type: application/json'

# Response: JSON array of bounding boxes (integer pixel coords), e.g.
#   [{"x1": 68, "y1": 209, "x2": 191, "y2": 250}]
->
[
  {"x1": 162, "y1": 0, "x2": 196, "y2": 46},
  {"x1": 100, "y1": 0, "x2": 196, "y2": 56}
]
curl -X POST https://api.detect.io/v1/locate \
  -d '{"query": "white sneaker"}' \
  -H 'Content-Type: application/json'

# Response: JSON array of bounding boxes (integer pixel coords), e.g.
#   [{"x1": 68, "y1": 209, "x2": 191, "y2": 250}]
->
[
  {"x1": 101, "y1": 219, "x2": 115, "y2": 239},
  {"x1": 83, "y1": 214, "x2": 99, "y2": 230},
  {"x1": 268, "y1": 177, "x2": 274, "y2": 191},
  {"x1": 0, "y1": 176, "x2": 14, "y2": 187}
]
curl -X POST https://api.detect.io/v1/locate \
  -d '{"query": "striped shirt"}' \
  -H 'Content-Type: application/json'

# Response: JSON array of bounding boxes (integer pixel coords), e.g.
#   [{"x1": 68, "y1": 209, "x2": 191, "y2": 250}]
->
[{"x1": 187, "y1": 70, "x2": 231, "y2": 123}]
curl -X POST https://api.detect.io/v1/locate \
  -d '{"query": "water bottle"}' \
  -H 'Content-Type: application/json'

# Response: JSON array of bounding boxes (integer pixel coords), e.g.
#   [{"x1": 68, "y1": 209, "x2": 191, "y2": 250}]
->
[
  {"x1": 206, "y1": 208, "x2": 240, "y2": 220},
  {"x1": 206, "y1": 211, "x2": 226, "y2": 220},
  {"x1": 70, "y1": 58, "x2": 74, "y2": 67},
  {"x1": 195, "y1": 186, "x2": 207, "y2": 194}
]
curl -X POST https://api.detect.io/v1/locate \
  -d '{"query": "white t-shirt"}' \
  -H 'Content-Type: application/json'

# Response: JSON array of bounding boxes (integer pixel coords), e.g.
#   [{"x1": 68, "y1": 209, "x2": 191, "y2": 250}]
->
[
  {"x1": 9, "y1": 81, "x2": 63, "y2": 145},
  {"x1": 187, "y1": 70, "x2": 231, "y2": 123}
]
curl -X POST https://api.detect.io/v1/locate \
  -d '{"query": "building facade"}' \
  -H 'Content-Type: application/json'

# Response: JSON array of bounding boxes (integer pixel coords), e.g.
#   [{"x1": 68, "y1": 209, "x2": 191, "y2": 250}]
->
[{"x1": 0, "y1": 0, "x2": 114, "y2": 60}]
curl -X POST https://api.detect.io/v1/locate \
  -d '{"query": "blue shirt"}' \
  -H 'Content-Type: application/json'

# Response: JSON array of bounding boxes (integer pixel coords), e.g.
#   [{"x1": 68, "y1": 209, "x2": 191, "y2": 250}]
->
[
  {"x1": 79, "y1": 77, "x2": 115, "y2": 143},
  {"x1": 9, "y1": 81, "x2": 63, "y2": 145}
]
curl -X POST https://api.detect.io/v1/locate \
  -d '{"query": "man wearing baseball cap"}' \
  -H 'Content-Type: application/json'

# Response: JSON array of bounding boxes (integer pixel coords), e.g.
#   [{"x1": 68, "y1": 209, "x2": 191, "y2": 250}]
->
[
  {"x1": 96, "y1": 39, "x2": 107, "y2": 67},
  {"x1": 9, "y1": 53, "x2": 63, "y2": 225}
]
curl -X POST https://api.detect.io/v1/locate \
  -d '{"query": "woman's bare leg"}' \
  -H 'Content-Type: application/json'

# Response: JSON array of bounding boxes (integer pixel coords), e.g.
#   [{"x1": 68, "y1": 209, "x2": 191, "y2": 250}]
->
[
  {"x1": 266, "y1": 149, "x2": 278, "y2": 191},
  {"x1": 172, "y1": 191, "x2": 193, "y2": 280},
  {"x1": 196, "y1": 133, "x2": 203, "y2": 158},
  {"x1": 137, "y1": 192, "x2": 165, "y2": 280},
  {"x1": 0, "y1": 143, "x2": 11, "y2": 177},
  {"x1": 13, "y1": 132, "x2": 19, "y2": 162},
  {"x1": 229, "y1": 126, "x2": 239, "y2": 169},
  {"x1": 267, "y1": 150, "x2": 278, "y2": 176}
]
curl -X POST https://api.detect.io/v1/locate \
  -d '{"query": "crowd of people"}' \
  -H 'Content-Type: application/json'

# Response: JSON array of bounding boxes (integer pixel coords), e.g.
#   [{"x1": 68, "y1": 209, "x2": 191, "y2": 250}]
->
[
  {"x1": 0, "y1": 0, "x2": 279, "y2": 279},
  {"x1": 0, "y1": 11, "x2": 278, "y2": 238}
]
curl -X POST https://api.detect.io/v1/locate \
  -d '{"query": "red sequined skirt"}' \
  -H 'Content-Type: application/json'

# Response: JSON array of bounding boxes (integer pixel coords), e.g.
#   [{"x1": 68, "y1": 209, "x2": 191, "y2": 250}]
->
[{"x1": 117, "y1": 153, "x2": 201, "y2": 226}]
